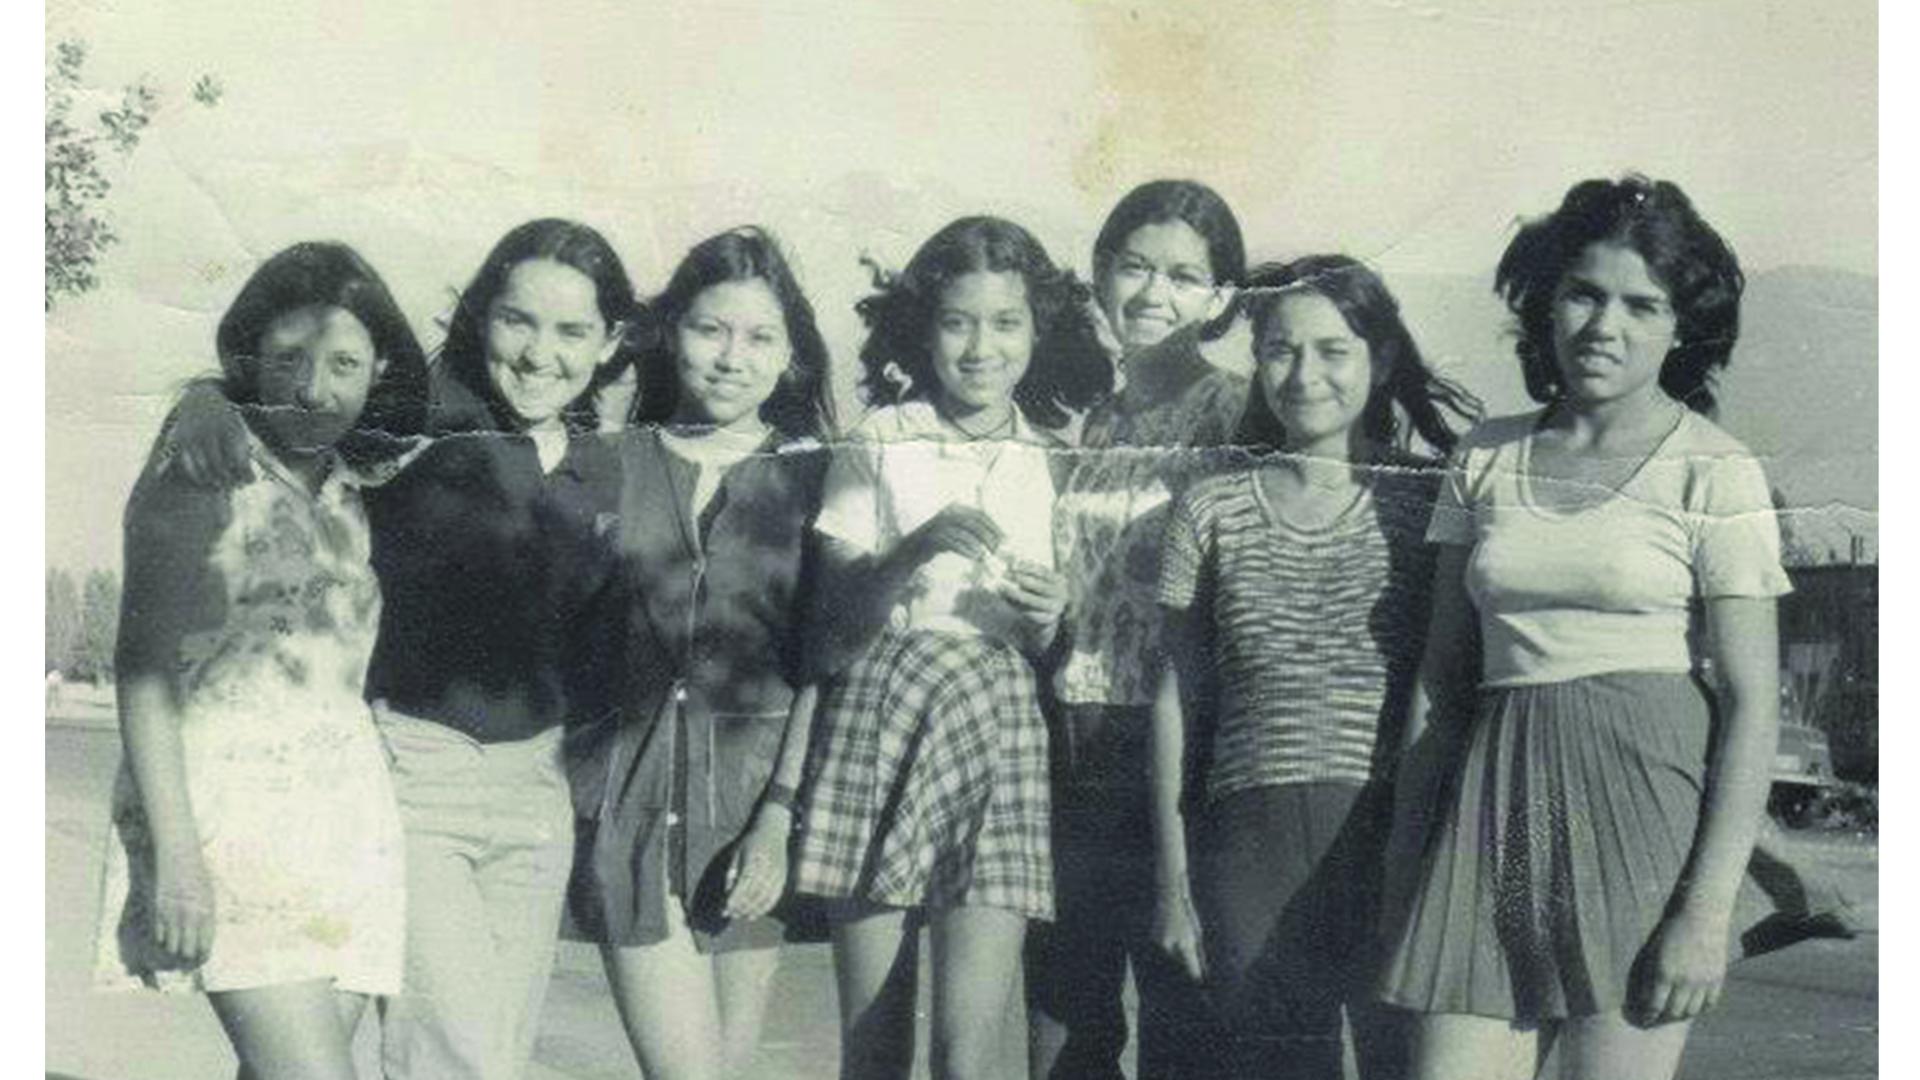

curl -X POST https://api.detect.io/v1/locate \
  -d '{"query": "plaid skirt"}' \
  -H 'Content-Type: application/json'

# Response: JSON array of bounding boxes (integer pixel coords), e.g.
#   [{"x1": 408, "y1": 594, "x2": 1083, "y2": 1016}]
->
[{"x1": 791, "y1": 629, "x2": 1054, "y2": 920}]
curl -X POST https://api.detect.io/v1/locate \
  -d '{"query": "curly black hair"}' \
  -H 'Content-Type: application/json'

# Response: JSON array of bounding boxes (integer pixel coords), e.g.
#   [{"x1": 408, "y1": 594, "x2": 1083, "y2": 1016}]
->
[
  {"x1": 854, "y1": 215, "x2": 1112, "y2": 430},
  {"x1": 1495, "y1": 174, "x2": 1744, "y2": 415}
]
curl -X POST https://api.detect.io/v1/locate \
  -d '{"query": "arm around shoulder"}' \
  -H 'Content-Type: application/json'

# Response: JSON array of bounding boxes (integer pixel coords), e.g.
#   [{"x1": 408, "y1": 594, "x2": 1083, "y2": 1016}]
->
[{"x1": 153, "y1": 377, "x2": 255, "y2": 488}]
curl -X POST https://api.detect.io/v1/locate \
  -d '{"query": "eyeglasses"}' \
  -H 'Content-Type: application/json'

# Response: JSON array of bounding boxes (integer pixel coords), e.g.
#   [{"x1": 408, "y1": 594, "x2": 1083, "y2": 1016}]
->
[{"x1": 1108, "y1": 256, "x2": 1215, "y2": 298}]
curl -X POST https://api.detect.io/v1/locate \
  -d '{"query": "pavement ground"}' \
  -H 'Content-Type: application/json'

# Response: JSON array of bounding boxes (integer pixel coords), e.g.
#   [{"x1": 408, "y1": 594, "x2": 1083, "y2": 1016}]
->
[{"x1": 47, "y1": 714, "x2": 1877, "y2": 1079}]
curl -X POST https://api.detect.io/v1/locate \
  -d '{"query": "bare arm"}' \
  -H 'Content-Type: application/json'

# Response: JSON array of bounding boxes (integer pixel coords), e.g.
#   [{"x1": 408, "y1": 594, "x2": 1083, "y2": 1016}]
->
[
  {"x1": 765, "y1": 683, "x2": 819, "y2": 803},
  {"x1": 726, "y1": 683, "x2": 821, "y2": 921},
  {"x1": 1682, "y1": 597, "x2": 1780, "y2": 914},
  {"x1": 118, "y1": 674, "x2": 201, "y2": 866},
  {"x1": 117, "y1": 673, "x2": 216, "y2": 965},
  {"x1": 114, "y1": 463, "x2": 230, "y2": 966},
  {"x1": 1635, "y1": 596, "x2": 1780, "y2": 1024},
  {"x1": 1149, "y1": 607, "x2": 1206, "y2": 980},
  {"x1": 1400, "y1": 544, "x2": 1480, "y2": 755}
]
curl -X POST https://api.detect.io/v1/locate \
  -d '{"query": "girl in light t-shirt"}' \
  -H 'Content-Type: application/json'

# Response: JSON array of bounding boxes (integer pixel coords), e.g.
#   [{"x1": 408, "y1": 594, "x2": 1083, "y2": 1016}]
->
[
  {"x1": 791, "y1": 215, "x2": 1111, "y2": 1080},
  {"x1": 1377, "y1": 175, "x2": 1792, "y2": 1080}
]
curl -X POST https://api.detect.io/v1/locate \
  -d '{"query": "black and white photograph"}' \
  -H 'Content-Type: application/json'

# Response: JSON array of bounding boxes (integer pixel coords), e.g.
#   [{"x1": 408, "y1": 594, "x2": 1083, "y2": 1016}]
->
[{"x1": 41, "y1": 2, "x2": 1881, "y2": 1077}]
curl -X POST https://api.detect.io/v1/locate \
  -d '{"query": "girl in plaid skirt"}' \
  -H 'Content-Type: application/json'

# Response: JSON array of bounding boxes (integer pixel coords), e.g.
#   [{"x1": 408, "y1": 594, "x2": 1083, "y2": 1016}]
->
[{"x1": 793, "y1": 215, "x2": 1111, "y2": 1080}]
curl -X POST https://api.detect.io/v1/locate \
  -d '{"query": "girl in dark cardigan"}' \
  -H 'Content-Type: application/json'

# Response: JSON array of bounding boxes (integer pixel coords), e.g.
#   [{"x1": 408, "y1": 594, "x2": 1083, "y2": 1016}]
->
[{"x1": 564, "y1": 226, "x2": 837, "y2": 1080}]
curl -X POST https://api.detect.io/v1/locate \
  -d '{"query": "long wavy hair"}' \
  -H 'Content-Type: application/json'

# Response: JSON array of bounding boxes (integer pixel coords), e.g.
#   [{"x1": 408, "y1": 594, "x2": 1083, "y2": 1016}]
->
[
  {"x1": 1230, "y1": 255, "x2": 1482, "y2": 456},
  {"x1": 854, "y1": 216, "x2": 1112, "y2": 430},
  {"x1": 629, "y1": 226, "x2": 834, "y2": 441}
]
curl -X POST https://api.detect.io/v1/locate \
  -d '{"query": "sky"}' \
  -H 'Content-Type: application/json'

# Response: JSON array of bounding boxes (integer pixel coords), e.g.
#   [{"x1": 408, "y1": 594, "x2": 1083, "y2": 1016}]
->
[{"x1": 43, "y1": 0, "x2": 1878, "y2": 574}]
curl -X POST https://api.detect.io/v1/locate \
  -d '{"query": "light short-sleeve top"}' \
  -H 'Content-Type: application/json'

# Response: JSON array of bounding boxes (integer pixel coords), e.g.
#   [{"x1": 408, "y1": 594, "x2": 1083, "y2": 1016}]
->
[
  {"x1": 1428, "y1": 410, "x2": 1792, "y2": 688},
  {"x1": 814, "y1": 400, "x2": 1057, "y2": 645}
]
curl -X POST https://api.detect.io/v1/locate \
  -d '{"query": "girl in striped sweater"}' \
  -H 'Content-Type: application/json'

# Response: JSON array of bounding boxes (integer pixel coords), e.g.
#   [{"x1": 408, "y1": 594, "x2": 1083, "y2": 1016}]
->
[{"x1": 1147, "y1": 256, "x2": 1479, "y2": 1080}]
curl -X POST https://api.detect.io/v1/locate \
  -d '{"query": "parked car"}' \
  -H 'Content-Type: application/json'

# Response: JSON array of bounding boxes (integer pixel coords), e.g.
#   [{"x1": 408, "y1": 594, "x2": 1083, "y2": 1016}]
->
[
  {"x1": 1773, "y1": 719, "x2": 1836, "y2": 789},
  {"x1": 1717, "y1": 664, "x2": 1842, "y2": 826},
  {"x1": 1688, "y1": 657, "x2": 1861, "y2": 827},
  {"x1": 1770, "y1": 719, "x2": 1841, "y2": 827}
]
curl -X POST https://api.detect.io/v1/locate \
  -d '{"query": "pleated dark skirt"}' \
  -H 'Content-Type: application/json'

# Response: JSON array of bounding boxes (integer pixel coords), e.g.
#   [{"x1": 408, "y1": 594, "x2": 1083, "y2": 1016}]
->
[{"x1": 1377, "y1": 671, "x2": 1729, "y2": 1020}]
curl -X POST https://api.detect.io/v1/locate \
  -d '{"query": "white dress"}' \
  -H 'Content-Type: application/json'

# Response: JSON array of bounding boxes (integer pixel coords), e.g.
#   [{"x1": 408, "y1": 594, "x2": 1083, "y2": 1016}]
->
[{"x1": 94, "y1": 441, "x2": 404, "y2": 995}]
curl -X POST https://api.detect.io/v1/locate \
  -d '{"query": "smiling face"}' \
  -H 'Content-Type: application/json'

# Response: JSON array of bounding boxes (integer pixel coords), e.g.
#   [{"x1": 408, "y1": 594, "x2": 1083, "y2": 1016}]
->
[
  {"x1": 1549, "y1": 241, "x2": 1678, "y2": 412},
  {"x1": 249, "y1": 304, "x2": 384, "y2": 457},
  {"x1": 1254, "y1": 291, "x2": 1377, "y2": 458},
  {"x1": 673, "y1": 277, "x2": 791, "y2": 433},
  {"x1": 484, "y1": 258, "x2": 620, "y2": 430},
  {"x1": 929, "y1": 270, "x2": 1034, "y2": 419},
  {"x1": 1096, "y1": 219, "x2": 1217, "y2": 352}
]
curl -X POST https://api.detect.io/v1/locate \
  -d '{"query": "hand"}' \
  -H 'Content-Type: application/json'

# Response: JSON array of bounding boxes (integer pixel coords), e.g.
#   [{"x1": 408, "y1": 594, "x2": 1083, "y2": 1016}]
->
[
  {"x1": 998, "y1": 560, "x2": 1068, "y2": 631},
  {"x1": 159, "y1": 380, "x2": 253, "y2": 488},
  {"x1": 1152, "y1": 883, "x2": 1207, "y2": 982},
  {"x1": 151, "y1": 849, "x2": 216, "y2": 969},
  {"x1": 901, "y1": 504, "x2": 1004, "y2": 567},
  {"x1": 1630, "y1": 906, "x2": 1731, "y2": 1026},
  {"x1": 723, "y1": 807, "x2": 791, "y2": 922}
]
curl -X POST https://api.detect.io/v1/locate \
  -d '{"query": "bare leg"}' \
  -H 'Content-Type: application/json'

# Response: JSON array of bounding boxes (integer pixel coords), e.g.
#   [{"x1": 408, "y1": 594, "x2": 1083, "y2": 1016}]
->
[
  {"x1": 211, "y1": 979, "x2": 357, "y2": 1080},
  {"x1": 928, "y1": 905, "x2": 1027, "y2": 1080},
  {"x1": 1407, "y1": 1013, "x2": 1545, "y2": 1080},
  {"x1": 829, "y1": 902, "x2": 920, "y2": 1080},
  {"x1": 1552, "y1": 1012, "x2": 1691, "y2": 1080},
  {"x1": 714, "y1": 945, "x2": 783, "y2": 1078},
  {"x1": 600, "y1": 906, "x2": 725, "y2": 1080}
]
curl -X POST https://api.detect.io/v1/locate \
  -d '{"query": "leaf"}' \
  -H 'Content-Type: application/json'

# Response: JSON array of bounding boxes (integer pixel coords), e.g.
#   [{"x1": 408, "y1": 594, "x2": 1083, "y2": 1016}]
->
[{"x1": 43, "y1": 38, "x2": 227, "y2": 308}]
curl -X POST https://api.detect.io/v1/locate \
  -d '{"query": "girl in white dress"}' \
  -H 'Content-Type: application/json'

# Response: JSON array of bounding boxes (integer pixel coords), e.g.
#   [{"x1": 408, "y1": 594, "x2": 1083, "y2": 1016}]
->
[{"x1": 97, "y1": 242, "x2": 426, "y2": 1079}]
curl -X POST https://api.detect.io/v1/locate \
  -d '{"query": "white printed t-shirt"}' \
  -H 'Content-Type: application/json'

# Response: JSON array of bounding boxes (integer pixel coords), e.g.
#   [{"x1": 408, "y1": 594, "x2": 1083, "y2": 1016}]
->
[{"x1": 815, "y1": 400, "x2": 1058, "y2": 646}]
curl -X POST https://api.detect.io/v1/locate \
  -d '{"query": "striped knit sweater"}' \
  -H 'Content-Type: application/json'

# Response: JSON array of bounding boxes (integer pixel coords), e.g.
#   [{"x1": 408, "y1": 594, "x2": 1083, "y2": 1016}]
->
[{"x1": 1157, "y1": 459, "x2": 1441, "y2": 799}]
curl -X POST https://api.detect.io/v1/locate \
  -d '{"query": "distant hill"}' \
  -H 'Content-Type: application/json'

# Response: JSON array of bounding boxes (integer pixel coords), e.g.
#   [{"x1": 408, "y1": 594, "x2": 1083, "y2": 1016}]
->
[{"x1": 1722, "y1": 266, "x2": 1877, "y2": 511}]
